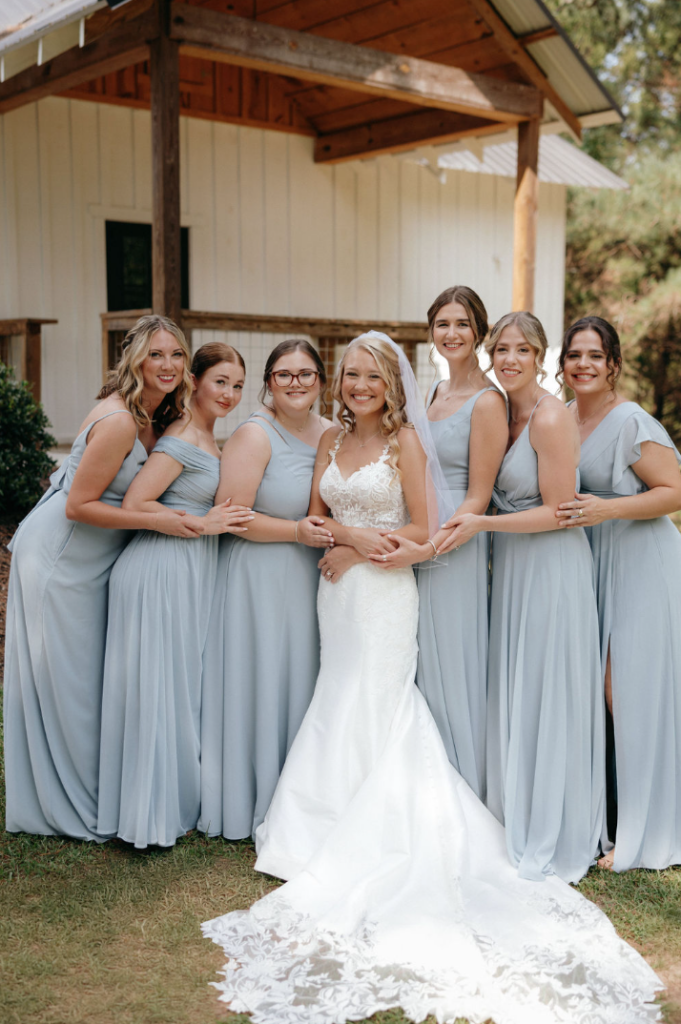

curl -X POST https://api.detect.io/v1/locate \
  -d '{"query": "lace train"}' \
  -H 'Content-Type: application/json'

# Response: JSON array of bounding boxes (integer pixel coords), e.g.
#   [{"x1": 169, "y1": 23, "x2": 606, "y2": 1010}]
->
[
  {"x1": 203, "y1": 885, "x2": 661, "y2": 1024},
  {"x1": 203, "y1": 455, "x2": 662, "y2": 1024}
]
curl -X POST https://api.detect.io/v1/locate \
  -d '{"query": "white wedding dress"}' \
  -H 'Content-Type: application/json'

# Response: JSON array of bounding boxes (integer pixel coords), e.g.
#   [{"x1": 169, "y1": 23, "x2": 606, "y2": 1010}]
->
[{"x1": 203, "y1": 448, "x2": 661, "y2": 1024}]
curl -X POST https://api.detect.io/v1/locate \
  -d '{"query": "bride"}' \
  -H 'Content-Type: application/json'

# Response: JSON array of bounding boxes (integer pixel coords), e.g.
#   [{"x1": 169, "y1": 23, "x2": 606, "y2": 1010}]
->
[{"x1": 203, "y1": 333, "x2": 661, "y2": 1024}]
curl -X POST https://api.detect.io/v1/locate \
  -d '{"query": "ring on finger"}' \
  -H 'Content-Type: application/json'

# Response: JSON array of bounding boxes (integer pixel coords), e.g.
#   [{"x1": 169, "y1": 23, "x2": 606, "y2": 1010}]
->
[{"x1": 577, "y1": 508, "x2": 585, "y2": 518}]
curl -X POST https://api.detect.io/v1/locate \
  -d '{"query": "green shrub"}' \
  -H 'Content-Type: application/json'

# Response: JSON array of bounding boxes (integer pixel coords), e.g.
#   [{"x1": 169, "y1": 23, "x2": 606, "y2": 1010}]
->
[{"x1": 0, "y1": 362, "x2": 57, "y2": 520}]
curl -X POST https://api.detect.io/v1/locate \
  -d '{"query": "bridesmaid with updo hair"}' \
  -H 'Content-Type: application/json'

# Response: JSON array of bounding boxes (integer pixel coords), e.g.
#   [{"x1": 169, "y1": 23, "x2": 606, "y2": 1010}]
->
[
  {"x1": 97, "y1": 341, "x2": 253, "y2": 849},
  {"x1": 4, "y1": 314, "x2": 197, "y2": 841},
  {"x1": 198, "y1": 339, "x2": 334, "y2": 840},
  {"x1": 557, "y1": 315, "x2": 681, "y2": 872},
  {"x1": 445, "y1": 310, "x2": 604, "y2": 883}
]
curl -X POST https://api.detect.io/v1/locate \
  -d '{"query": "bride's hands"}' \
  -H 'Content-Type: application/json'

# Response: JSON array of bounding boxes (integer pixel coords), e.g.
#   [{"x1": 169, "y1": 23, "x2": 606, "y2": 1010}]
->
[
  {"x1": 200, "y1": 499, "x2": 255, "y2": 536},
  {"x1": 297, "y1": 516, "x2": 336, "y2": 548},
  {"x1": 318, "y1": 545, "x2": 363, "y2": 583},
  {"x1": 368, "y1": 534, "x2": 430, "y2": 569},
  {"x1": 348, "y1": 528, "x2": 397, "y2": 559}
]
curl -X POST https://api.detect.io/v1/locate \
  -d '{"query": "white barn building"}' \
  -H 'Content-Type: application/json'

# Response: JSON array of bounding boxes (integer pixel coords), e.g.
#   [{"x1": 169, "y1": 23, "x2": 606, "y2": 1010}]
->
[{"x1": 0, "y1": 0, "x2": 625, "y2": 443}]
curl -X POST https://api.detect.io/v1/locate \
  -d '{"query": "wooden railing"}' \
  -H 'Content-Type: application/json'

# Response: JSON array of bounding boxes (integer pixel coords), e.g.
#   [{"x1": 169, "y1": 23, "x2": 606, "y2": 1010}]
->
[
  {"x1": 101, "y1": 309, "x2": 429, "y2": 411},
  {"x1": 0, "y1": 318, "x2": 58, "y2": 402}
]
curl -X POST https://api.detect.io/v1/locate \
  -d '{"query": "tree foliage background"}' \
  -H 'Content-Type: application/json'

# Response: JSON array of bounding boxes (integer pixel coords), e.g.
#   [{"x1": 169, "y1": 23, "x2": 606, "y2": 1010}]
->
[{"x1": 544, "y1": 0, "x2": 681, "y2": 442}]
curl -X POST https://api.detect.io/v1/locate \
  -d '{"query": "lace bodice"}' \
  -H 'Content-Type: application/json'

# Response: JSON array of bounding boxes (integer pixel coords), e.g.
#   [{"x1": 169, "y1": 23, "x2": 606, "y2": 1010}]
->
[{"x1": 319, "y1": 438, "x2": 410, "y2": 532}]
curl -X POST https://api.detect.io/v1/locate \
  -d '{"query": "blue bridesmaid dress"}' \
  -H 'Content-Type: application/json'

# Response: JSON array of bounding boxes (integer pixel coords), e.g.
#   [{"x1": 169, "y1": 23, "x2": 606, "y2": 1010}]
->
[
  {"x1": 97, "y1": 437, "x2": 220, "y2": 848},
  {"x1": 486, "y1": 396, "x2": 605, "y2": 882},
  {"x1": 198, "y1": 412, "x2": 320, "y2": 840},
  {"x1": 416, "y1": 386, "x2": 498, "y2": 800},
  {"x1": 4, "y1": 409, "x2": 147, "y2": 839},
  {"x1": 578, "y1": 401, "x2": 681, "y2": 871}
]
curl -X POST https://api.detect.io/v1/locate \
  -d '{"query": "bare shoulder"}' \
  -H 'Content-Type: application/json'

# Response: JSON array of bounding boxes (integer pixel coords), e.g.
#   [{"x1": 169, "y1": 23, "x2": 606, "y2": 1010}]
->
[
  {"x1": 472, "y1": 388, "x2": 507, "y2": 418},
  {"x1": 224, "y1": 420, "x2": 271, "y2": 454},
  {"x1": 163, "y1": 414, "x2": 198, "y2": 443},
  {"x1": 318, "y1": 425, "x2": 343, "y2": 456},
  {"x1": 319, "y1": 424, "x2": 342, "y2": 443},
  {"x1": 531, "y1": 396, "x2": 578, "y2": 443},
  {"x1": 397, "y1": 425, "x2": 425, "y2": 456},
  {"x1": 86, "y1": 405, "x2": 136, "y2": 447},
  {"x1": 318, "y1": 415, "x2": 335, "y2": 433}
]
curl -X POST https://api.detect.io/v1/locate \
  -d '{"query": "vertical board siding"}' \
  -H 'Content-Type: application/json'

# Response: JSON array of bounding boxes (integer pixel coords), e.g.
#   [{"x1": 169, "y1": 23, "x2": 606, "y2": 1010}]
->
[{"x1": 0, "y1": 97, "x2": 568, "y2": 441}]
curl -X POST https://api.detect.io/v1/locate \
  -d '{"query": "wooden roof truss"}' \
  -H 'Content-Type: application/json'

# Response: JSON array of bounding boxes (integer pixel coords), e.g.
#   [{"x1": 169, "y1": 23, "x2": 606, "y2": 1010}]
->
[{"x1": 0, "y1": 0, "x2": 616, "y2": 319}]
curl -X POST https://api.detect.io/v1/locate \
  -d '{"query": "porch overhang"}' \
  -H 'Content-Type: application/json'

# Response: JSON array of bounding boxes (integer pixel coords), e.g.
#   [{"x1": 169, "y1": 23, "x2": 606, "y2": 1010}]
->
[{"x1": 0, "y1": 0, "x2": 623, "y2": 318}]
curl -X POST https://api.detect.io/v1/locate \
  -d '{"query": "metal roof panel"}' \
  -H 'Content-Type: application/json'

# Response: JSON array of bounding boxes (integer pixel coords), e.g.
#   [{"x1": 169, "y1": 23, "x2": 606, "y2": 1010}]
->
[{"x1": 438, "y1": 134, "x2": 628, "y2": 189}]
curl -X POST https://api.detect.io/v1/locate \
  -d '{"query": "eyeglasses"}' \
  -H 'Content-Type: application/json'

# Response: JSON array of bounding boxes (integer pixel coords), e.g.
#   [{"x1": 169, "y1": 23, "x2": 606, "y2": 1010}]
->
[{"x1": 271, "y1": 370, "x2": 320, "y2": 387}]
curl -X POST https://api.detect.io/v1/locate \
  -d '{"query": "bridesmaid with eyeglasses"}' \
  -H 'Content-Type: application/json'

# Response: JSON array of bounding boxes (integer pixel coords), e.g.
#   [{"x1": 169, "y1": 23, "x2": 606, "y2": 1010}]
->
[
  {"x1": 556, "y1": 316, "x2": 681, "y2": 872},
  {"x1": 198, "y1": 339, "x2": 334, "y2": 840}
]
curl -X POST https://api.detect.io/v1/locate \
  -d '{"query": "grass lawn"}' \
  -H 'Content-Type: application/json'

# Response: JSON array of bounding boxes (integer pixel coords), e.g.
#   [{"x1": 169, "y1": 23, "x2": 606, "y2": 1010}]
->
[{"x1": 1, "y1": 524, "x2": 680, "y2": 1024}]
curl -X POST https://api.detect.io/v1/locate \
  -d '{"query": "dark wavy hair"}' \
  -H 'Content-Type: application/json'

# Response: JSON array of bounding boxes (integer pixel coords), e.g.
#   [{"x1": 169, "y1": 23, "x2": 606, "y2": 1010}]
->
[{"x1": 558, "y1": 316, "x2": 622, "y2": 391}]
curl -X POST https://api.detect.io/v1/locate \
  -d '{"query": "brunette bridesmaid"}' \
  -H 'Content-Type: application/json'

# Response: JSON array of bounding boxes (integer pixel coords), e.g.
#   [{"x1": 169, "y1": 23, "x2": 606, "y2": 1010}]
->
[
  {"x1": 96, "y1": 342, "x2": 252, "y2": 849},
  {"x1": 198, "y1": 340, "x2": 334, "y2": 840},
  {"x1": 445, "y1": 312, "x2": 604, "y2": 883},
  {"x1": 557, "y1": 316, "x2": 681, "y2": 872},
  {"x1": 4, "y1": 315, "x2": 197, "y2": 840},
  {"x1": 344, "y1": 287, "x2": 507, "y2": 800}
]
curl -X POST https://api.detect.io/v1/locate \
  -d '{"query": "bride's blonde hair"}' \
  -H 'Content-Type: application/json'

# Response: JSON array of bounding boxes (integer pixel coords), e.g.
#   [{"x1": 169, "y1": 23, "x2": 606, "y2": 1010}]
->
[{"x1": 333, "y1": 335, "x2": 411, "y2": 476}]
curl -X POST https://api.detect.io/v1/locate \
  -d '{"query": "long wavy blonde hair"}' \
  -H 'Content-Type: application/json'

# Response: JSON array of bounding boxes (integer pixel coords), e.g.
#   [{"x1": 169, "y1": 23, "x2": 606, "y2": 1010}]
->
[
  {"x1": 333, "y1": 335, "x2": 410, "y2": 476},
  {"x1": 98, "y1": 315, "x2": 193, "y2": 432}
]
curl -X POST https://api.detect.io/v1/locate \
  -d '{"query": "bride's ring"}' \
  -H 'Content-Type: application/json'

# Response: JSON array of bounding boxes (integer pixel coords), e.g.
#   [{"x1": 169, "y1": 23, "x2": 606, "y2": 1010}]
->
[
  {"x1": 577, "y1": 508, "x2": 585, "y2": 517},
  {"x1": 326, "y1": 570, "x2": 333, "y2": 579}
]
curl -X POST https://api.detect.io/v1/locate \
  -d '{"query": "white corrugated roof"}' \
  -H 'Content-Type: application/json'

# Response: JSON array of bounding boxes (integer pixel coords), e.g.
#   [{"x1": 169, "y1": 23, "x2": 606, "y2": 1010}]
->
[
  {"x1": 492, "y1": 0, "x2": 620, "y2": 123},
  {"x1": 437, "y1": 134, "x2": 627, "y2": 190},
  {"x1": 0, "y1": 0, "x2": 105, "y2": 41},
  {"x1": 0, "y1": 0, "x2": 107, "y2": 82}
]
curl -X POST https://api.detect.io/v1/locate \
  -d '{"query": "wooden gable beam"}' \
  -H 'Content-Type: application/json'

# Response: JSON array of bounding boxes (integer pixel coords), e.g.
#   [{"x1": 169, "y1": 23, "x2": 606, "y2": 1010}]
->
[
  {"x1": 0, "y1": 11, "x2": 157, "y2": 114},
  {"x1": 315, "y1": 109, "x2": 508, "y2": 164},
  {"x1": 464, "y1": 0, "x2": 581, "y2": 138},
  {"x1": 169, "y1": 2, "x2": 543, "y2": 125}
]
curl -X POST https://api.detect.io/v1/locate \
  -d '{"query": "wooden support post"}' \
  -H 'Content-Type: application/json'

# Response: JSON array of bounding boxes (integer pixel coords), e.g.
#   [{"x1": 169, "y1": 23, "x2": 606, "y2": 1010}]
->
[
  {"x1": 318, "y1": 337, "x2": 337, "y2": 418},
  {"x1": 512, "y1": 119, "x2": 540, "y2": 312},
  {"x1": 150, "y1": 0, "x2": 182, "y2": 325}
]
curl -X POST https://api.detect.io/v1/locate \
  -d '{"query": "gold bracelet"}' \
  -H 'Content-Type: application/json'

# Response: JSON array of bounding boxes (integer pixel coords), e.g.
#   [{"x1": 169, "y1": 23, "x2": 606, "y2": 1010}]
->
[
  {"x1": 294, "y1": 521, "x2": 299, "y2": 543},
  {"x1": 427, "y1": 539, "x2": 437, "y2": 559}
]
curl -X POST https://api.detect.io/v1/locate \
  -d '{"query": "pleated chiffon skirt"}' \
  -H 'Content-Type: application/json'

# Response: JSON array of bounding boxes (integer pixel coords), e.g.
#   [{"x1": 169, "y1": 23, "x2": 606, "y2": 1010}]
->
[
  {"x1": 198, "y1": 535, "x2": 321, "y2": 839},
  {"x1": 416, "y1": 526, "x2": 490, "y2": 800},
  {"x1": 487, "y1": 527, "x2": 605, "y2": 882}
]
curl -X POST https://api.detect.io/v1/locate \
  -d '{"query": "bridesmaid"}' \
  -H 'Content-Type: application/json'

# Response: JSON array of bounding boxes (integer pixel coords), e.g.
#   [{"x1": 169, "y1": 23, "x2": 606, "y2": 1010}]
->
[
  {"x1": 198, "y1": 339, "x2": 334, "y2": 840},
  {"x1": 556, "y1": 316, "x2": 681, "y2": 871},
  {"x1": 97, "y1": 342, "x2": 252, "y2": 849},
  {"x1": 445, "y1": 311, "x2": 604, "y2": 882},
  {"x1": 341, "y1": 287, "x2": 507, "y2": 799},
  {"x1": 4, "y1": 315, "x2": 197, "y2": 840}
]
